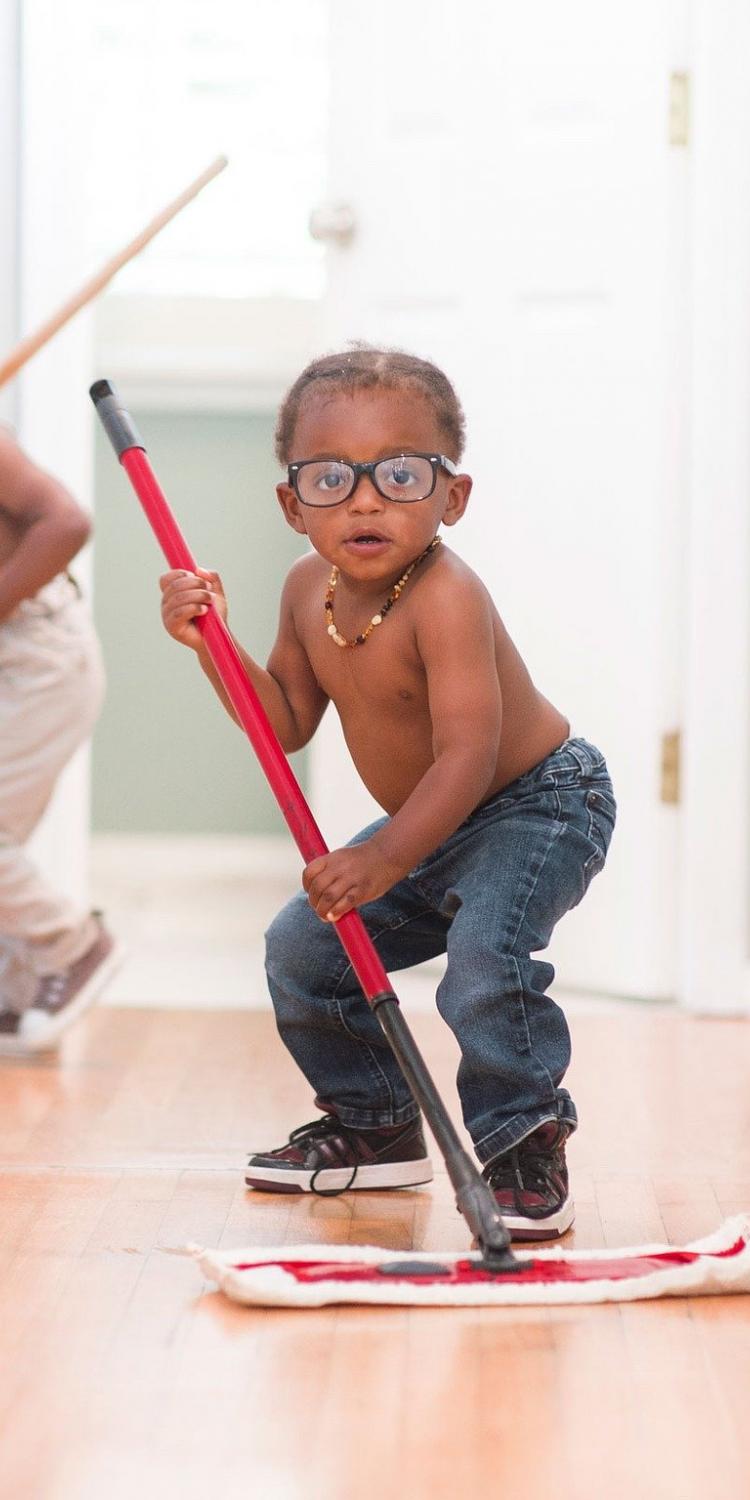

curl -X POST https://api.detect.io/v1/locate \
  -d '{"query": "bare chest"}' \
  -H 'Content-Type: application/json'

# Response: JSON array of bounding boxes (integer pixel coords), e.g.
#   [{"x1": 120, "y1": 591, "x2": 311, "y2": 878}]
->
[{"x1": 300, "y1": 592, "x2": 429, "y2": 720}]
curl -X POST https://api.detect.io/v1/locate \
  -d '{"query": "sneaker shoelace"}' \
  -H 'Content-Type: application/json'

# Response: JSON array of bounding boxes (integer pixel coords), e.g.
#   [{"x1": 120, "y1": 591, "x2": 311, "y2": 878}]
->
[
  {"x1": 486, "y1": 1138, "x2": 566, "y2": 1220},
  {"x1": 277, "y1": 1114, "x2": 368, "y2": 1196}
]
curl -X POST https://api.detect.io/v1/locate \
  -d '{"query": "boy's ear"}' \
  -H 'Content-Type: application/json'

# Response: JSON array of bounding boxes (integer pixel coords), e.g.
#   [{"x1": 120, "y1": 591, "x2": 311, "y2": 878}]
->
[
  {"x1": 276, "y1": 482, "x2": 309, "y2": 536},
  {"x1": 441, "y1": 472, "x2": 472, "y2": 528}
]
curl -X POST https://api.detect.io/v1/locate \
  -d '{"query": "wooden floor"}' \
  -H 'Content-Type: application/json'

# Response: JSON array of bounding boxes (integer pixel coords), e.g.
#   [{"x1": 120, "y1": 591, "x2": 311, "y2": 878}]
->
[{"x1": 1, "y1": 1001, "x2": 749, "y2": 1500}]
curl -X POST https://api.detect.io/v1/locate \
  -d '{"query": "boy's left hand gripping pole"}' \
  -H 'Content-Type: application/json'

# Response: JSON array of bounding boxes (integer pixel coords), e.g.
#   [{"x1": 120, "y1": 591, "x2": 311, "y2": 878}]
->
[{"x1": 89, "y1": 379, "x2": 397, "y2": 1008}]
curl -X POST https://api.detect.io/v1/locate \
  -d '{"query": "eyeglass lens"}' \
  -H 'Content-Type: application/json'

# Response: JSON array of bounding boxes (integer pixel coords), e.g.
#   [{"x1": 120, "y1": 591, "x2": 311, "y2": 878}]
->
[{"x1": 295, "y1": 455, "x2": 436, "y2": 506}]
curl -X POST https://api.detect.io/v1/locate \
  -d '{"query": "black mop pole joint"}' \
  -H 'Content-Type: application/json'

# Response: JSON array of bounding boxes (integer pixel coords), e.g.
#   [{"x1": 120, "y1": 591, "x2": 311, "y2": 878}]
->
[
  {"x1": 90, "y1": 378, "x2": 145, "y2": 457},
  {"x1": 368, "y1": 990, "x2": 399, "y2": 1010}
]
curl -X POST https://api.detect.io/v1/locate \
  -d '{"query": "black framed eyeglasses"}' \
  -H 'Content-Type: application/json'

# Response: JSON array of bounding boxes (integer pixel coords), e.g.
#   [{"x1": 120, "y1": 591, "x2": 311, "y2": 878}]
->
[{"x1": 287, "y1": 452, "x2": 458, "y2": 508}]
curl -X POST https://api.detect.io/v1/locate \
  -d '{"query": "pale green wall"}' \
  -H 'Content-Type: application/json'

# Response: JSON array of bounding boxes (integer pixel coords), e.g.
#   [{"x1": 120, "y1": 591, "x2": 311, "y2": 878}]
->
[{"x1": 92, "y1": 409, "x2": 309, "y2": 833}]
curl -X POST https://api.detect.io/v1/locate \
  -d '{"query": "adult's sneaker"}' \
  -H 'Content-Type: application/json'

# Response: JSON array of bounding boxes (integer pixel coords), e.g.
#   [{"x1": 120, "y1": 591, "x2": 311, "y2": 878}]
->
[
  {"x1": 245, "y1": 1113, "x2": 434, "y2": 1195},
  {"x1": 483, "y1": 1121, "x2": 574, "y2": 1241},
  {"x1": 18, "y1": 917, "x2": 122, "y2": 1052},
  {"x1": 0, "y1": 1008, "x2": 24, "y2": 1057}
]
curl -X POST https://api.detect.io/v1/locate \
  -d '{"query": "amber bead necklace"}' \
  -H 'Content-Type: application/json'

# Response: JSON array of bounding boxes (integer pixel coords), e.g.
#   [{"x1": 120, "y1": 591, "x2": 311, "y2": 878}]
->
[{"x1": 324, "y1": 535, "x2": 441, "y2": 648}]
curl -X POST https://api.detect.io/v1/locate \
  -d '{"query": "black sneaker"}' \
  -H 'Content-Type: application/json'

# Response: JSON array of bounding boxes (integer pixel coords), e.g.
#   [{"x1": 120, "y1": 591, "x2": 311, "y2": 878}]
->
[
  {"x1": 19, "y1": 917, "x2": 123, "y2": 1052},
  {"x1": 483, "y1": 1121, "x2": 574, "y2": 1241},
  {"x1": 245, "y1": 1113, "x2": 434, "y2": 1195}
]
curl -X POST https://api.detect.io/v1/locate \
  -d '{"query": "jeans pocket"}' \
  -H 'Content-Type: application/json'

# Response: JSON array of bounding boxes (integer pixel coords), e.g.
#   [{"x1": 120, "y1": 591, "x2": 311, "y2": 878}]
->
[
  {"x1": 585, "y1": 786, "x2": 617, "y2": 859},
  {"x1": 551, "y1": 780, "x2": 615, "y2": 906}
]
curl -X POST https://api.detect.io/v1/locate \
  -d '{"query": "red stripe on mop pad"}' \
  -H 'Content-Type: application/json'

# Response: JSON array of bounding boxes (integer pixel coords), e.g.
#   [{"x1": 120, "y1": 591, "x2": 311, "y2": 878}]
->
[{"x1": 191, "y1": 1215, "x2": 750, "y2": 1308}]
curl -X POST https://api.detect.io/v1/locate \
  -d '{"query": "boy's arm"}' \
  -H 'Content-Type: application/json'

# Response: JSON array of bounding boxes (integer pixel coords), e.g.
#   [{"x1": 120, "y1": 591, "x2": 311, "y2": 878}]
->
[
  {"x1": 165, "y1": 557, "x2": 328, "y2": 751},
  {"x1": 0, "y1": 433, "x2": 91, "y2": 620},
  {"x1": 304, "y1": 571, "x2": 502, "y2": 919},
  {"x1": 200, "y1": 600, "x2": 328, "y2": 752}
]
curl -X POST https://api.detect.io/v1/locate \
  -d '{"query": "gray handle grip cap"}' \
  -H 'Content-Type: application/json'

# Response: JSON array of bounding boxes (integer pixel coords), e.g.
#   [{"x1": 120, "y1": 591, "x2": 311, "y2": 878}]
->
[{"x1": 89, "y1": 379, "x2": 145, "y2": 458}]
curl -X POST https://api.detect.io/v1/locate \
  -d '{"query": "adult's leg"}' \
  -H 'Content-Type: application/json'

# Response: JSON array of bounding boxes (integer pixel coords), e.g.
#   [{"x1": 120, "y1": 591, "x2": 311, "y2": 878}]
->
[{"x1": 0, "y1": 599, "x2": 105, "y2": 1007}]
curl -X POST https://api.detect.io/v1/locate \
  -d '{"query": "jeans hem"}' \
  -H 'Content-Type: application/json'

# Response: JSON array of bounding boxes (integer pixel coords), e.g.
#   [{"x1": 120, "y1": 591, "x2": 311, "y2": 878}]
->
[
  {"x1": 315, "y1": 1095, "x2": 421, "y2": 1130},
  {"x1": 473, "y1": 1103, "x2": 578, "y2": 1164}
]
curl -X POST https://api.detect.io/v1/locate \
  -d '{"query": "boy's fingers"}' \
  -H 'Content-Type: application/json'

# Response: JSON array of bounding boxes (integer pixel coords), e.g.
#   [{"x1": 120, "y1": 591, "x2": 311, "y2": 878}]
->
[
  {"x1": 305, "y1": 879, "x2": 331, "y2": 908},
  {"x1": 324, "y1": 892, "x2": 358, "y2": 921},
  {"x1": 162, "y1": 586, "x2": 213, "y2": 610},
  {"x1": 160, "y1": 570, "x2": 212, "y2": 592},
  {"x1": 165, "y1": 586, "x2": 213, "y2": 604},
  {"x1": 302, "y1": 856, "x2": 329, "y2": 889},
  {"x1": 304, "y1": 870, "x2": 333, "y2": 902},
  {"x1": 172, "y1": 577, "x2": 206, "y2": 594},
  {"x1": 306, "y1": 873, "x2": 341, "y2": 906},
  {"x1": 309, "y1": 876, "x2": 356, "y2": 918},
  {"x1": 159, "y1": 569, "x2": 187, "y2": 590},
  {"x1": 195, "y1": 567, "x2": 220, "y2": 588},
  {"x1": 166, "y1": 603, "x2": 208, "y2": 622}
]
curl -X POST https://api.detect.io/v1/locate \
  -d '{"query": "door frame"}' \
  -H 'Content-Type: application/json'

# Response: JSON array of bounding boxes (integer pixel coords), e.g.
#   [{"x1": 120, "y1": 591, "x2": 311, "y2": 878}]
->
[{"x1": 679, "y1": 0, "x2": 750, "y2": 1014}]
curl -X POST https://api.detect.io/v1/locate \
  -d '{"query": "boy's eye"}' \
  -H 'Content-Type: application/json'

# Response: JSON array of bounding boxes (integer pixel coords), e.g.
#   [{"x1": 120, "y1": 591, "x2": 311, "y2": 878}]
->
[
  {"x1": 313, "y1": 464, "x2": 349, "y2": 491},
  {"x1": 380, "y1": 459, "x2": 418, "y2": 488}
]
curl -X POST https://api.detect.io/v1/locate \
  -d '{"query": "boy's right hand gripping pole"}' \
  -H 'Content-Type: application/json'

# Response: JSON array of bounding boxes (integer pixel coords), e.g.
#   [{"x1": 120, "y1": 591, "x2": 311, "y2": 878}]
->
[{"x1": 90, "y1": 380, "x2": 519, "y2": 1272}]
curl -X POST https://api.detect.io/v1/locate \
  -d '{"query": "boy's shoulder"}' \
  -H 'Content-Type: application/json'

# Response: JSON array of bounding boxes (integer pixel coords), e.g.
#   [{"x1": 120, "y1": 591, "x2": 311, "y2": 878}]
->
[
  {"x1": 419, "y1": 542, "x2": 492, "y2": 607},
  {"x1": 409, "y1": 544, "x2": 498, "y2": 657},
  {"x1": 283, "y1": 550, "x2": 328, "y2": 594},
  {"x1": 279, "y1": 551, "x2": 328, "y2": 628}
]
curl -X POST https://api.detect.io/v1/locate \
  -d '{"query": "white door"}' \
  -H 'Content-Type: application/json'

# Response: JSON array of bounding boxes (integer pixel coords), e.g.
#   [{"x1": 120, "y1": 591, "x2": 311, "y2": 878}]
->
[{"x1": 310, "y1": 0, "x2": 690, "y2": 1001}]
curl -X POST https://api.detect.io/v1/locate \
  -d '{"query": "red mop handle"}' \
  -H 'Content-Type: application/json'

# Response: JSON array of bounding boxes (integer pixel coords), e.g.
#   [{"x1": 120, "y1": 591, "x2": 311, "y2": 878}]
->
[{"x1": 90, "y1": 381, "x2": 396, "y2": 1006}]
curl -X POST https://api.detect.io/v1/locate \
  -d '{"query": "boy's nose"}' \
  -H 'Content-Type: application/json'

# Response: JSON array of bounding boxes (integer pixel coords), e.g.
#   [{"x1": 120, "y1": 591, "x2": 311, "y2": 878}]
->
[{"x1": 349, "y1": 474, "x2": 384, "y2": 510}]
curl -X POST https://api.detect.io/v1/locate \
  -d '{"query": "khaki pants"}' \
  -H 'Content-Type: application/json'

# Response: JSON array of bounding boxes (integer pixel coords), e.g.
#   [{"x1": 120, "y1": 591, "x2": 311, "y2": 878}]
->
[{"x1": 0, "y1": 576, "x2": 105, "y2": 1011}]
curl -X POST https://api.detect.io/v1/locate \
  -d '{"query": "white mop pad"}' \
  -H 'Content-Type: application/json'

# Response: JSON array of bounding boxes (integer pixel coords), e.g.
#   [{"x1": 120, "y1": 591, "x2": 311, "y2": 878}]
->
[{"x1": 191, "y1": 1214, "x2": 750, "y2": 1308}]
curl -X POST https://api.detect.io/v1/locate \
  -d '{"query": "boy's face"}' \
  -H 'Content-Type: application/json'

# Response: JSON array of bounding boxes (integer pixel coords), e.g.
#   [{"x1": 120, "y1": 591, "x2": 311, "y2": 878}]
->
[{"x1": 275, "y1": 387, "x2": 472, "y2": 583}]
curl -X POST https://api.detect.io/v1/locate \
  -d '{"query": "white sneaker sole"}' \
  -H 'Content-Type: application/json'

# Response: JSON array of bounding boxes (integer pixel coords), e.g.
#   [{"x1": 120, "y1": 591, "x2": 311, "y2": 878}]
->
[
  {"x1": 500, "y1": 1195, "x2": 575, "y2": 1242},
  {"x1": 245, "y1": 1157, "x2": 434, "y2": 1193},
  {"x1": 17, "y1": 942, "x2": 126, "y2": 1053}
]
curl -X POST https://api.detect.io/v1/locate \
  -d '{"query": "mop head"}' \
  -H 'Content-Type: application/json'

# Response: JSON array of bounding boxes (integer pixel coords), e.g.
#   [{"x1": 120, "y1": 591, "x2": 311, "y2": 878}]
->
[{"x1": 191, "y1": 1214, "x2": 750, "y2": 1309}]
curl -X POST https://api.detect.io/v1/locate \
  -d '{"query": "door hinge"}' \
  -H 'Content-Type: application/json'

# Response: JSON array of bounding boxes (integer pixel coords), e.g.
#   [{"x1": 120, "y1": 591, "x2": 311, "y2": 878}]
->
[
  {"x1": 669, "y1": 71, "x2": 690, "y2": 147},
  {"x1": 661, "y1": 730, "x2": 681, "y2": 805}
]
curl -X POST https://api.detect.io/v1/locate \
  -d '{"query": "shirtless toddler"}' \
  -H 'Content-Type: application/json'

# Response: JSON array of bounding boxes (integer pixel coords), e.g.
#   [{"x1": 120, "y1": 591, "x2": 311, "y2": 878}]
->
[{"x1": 160, "y1": 346, "x2": 616, "y2": 1239}]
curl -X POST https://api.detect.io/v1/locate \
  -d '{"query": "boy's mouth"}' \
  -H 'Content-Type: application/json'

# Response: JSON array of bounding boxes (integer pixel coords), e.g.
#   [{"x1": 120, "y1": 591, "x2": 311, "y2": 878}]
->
[{"x1": 345, "y1": 530, "x2": 390, "y2": 547}]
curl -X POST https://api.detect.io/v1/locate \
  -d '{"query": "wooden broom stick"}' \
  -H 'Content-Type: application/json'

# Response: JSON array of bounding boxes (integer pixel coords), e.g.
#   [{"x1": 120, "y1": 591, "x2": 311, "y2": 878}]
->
[{"x1": 0, "y1": 154, "x2": 228, "y2": 388}]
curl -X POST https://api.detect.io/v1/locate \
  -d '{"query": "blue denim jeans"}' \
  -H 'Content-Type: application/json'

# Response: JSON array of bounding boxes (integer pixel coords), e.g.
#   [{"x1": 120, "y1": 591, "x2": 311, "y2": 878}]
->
[{"x1": 265, "y1": 737, "x2": 616, "y2": 1163}]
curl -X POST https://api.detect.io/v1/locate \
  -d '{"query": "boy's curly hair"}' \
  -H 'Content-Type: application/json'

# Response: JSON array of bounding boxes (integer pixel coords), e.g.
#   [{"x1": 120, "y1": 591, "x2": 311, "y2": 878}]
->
[{"x1": 274, "y1": 343, "x2": 466, "y2": 464}]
